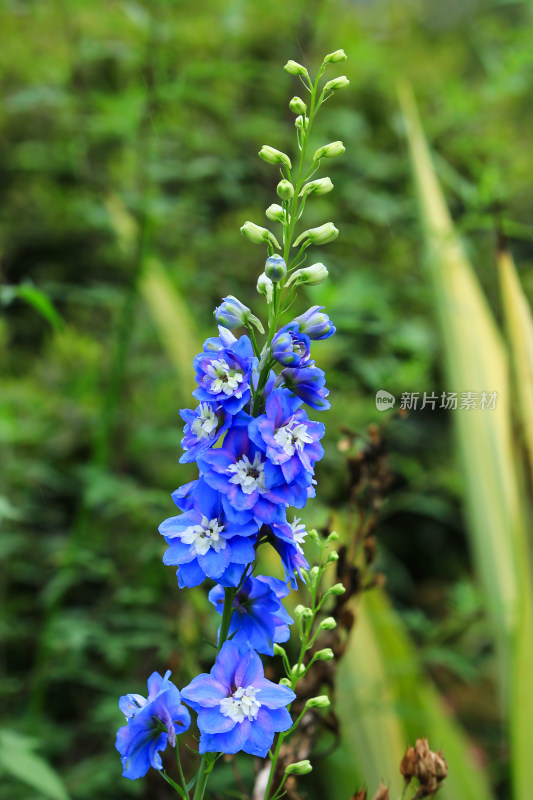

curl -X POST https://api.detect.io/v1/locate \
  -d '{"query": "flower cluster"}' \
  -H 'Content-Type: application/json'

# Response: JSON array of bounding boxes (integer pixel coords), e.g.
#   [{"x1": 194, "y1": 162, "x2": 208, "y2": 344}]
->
[{"x1": 115, "y1": 49, "x2": 349, "y2": 799}]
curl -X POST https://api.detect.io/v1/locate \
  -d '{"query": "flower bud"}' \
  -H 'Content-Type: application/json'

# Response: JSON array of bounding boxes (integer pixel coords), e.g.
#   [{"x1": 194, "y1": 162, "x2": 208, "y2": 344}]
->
[
  {"x1": 307, "y1": 528, "x2": 320, "y2": 544},
  {"x1": 294, "y1": 604, "x2": 308, "y2": 618},
  {"x1": 319, "y1": 617, "x2": 337, "y2": 631},
  {"x1": 293, "y1": 223, "x2": 339, "y2": 248},
  {"x1": 286, "y1": 263, "x2": 329, "y2": 288},
  {"x1": 327, "y1": 531, "x2": 339, "y2": 542},
  {"x1": 291, "y1": 663, "x2": 306, "y2": 678},
  {"x1": 324, "y1": 49, "x2": 347, "y2": 63},
  {"x1": 285, "y1": 760, "x2": 313, "y2": 776},
  {"x1": 284, "y1": 60, "x2": 309, "y2": 77},
  {"x1": 324, "y1": 76, "x2": 350, "y2": 92},
  {"x1": 259, "y1": 145, "x2": 292, "y2": 170},
  {"x1": 293, "y1": 306, "x2": 336, "y2": 340},
  {"x1": 214, "y1": 295, "x2": 264, "y2": 333},
  {"x1": 327, "y1": 582, "x2": 346, "y2": 596},
  {"x1": 257, "y1": 272, "x2": 274, "y2": 304},
  {"x1": 310, "y1": 566, "x2": 320, "y2": 579},
  {"x1": 266, "y1": 204, "x2": 285, "y2": 223},
  {"x1": 265, "y1": 254, "x2": 287, "y2": 282},
  {"x1": 314, "y1": 648, "x2": 334, "y2": 661},
  {"x1": 273, "y1": 643, "x2": 286, "y2": 657},
  {"x1": 295, "y1": 115, "x2": 309, "y2": 130},
  {"x1": 241, "y1": 221, "x2": 281, "y2": 249},
  {"x1": 279, "y1": 677, "x2": 292, "y2": 687},
  {"x1": 289, "y1": 96, "x2": 307, "y2": 115},
  {"x1": 313, "y1": 141, "x2": 345, "y2": 161},
  {"x1": 277, "y1": 179, "x2": 294, "y2": 200},
  {"x1": 326, "y1": 550, "x2": 339, "y2": 563},
  {"x1": 305, "y1": 695, "x2": 331, "y2": 709},
  {"x1": 300, "y1": 177, "x2": 334, "y2": 198}
]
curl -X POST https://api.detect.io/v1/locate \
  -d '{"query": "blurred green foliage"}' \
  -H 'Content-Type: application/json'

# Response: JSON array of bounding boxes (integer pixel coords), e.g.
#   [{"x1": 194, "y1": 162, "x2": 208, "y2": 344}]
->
[{"x1": 1, "y1": 0, "x2": 533, "y2": 798}]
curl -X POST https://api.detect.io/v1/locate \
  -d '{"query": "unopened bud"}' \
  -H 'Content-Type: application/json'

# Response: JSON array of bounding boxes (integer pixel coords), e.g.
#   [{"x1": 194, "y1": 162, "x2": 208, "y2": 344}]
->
[
  {"x1": 259, "y1": 145, "x2": 292, "y2": 170},
  {"x1": 293, "y1": 223, "x2": 338, "y2": 248},
  {"x1": 257, "y1": 272, "x2": 274, "y2": 304},
  {"x1": 327, "y1": 582, "x2": 346, "y2": 596},
  {"x1": 305, "y1": 695, "x2": 331, "y2": 709},
  {"x1": 291, "y1": 663, "x2": 306, "y2": 678},
  {"x1": 319, "y1": 616, "x2": 337, "y2": 631},
  {"x1": 324, "y1": 49, "x2": 347, "y2": 64},
  {"x1": 241, "y1": 221, "x2": 280, "y2": 249},
  {"x1": 314, "y1": 648, "x2": 334, "y2": 661},
  {"x1": 266, "y1": 204, "x2": 285, "y2": 223},
  {"x1": 295, "y1": 115, "x2": 309, "y2": 130},
  {"x1": 310, "y1": 566, "x2": 320, "y2": 579},
  {"x1": 307, "y1": 529, "x2": 320, "y2": 544},
  {"x1": 277, "y1": 179, "x2": 294, "y2": 200},
  {"x1": 285, "y1": 760, "x2": 312, "y2": 776},
  {"x1": 289, "y1": 96, "x2": 307, "y2": 115},
  {"x1": 279, "y1": 677, "x2": 292, "y2": 687},
  {"x1": 313, "y1": 141, "x2": 345, "y2": 161},
  {"x1": 284, "y1": 60, "x2": 309, "y2": 77},
  {"x1": 300, "y1": 177, "x2": 334, "y2": 198},
  {"x1": 286, "y1": 263, "x2": 329, "y2": 288},
  {"x1": 327, "y1": 531, "x2": 339, "y2": 542},
  {"x1": 324, "y1": 76, "x2": 350, "y2": 92},
  {"x1": 214, "y1": 295, "x2": 264, "y2": 333},
  {"x1": 294, "y1": 604, "x2": 309, "y2": 619},
  {"x1": 326, "y1": 551, "x2": 339, "y2": 563},
  {"x1": 273, "y1": 643, "x2": 286, "y2": 657},
  {"x1": 265, "y1": 254, "x2": 287, "y2": 282}
]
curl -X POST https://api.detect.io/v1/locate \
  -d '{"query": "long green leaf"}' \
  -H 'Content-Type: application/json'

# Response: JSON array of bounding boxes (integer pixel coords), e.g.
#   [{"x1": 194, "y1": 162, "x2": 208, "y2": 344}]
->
[
  {"x1": 139, "y1": 256, "x2": 200, "y2": 402},
  {"x1": 0, "y1": 730, "x2": 70, "y2": 800},
  {"x1": 497, "y1": 247, "x2": 533, "y2": 799},
  {"x1": 399, "y1": 82, "x2": 533, "y2": 799},
  {"x1": 320, "y1": 590, "x2": 494, "y2": 800}
]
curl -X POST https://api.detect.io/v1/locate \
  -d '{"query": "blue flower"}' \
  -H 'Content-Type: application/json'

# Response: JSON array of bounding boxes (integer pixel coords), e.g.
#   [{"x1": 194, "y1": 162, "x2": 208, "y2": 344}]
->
[
  {"x1": 281, "y1": 365, "x2": 330, "y2": 410},
  {"x1": 159, "y1": 480, "x2": 259, "y2": 588},
  {"x1": 193, "y1": 327, "x2": 257, "y2": 414},
  {"x1": 116, "y1": 670, "x2": 191, "y2": 780},
  {"x1": 208, "y1": 575, "x2": 293, "y2": 655},
  {"x1": 181, "y1": 641, "x2": 295, "y2": 757},
  {"x1": 293, "y1": 305, "x2": 336, "y2": 340},
  {"x1": 249, "y1": 388, "x2": 325, "y2": 484},
  {"x1": 198, "y1": 421, "x2": 309, "y2": 524},
  {"x1": 271, "y1": 322, "x2": 312, "y2": 368},
  {"x1": 270, "y1": 516, "x2": 310, "y2": 588},
  {"x1": 179, "y1": 403, "x2": 232, "y2": 464}
]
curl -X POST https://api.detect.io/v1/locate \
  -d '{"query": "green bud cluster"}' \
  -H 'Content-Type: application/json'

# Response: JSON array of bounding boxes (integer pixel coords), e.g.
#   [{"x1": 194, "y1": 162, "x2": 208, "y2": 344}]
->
[{"x1": 239, "y1": 49, "x2": 349, "y2": 319}]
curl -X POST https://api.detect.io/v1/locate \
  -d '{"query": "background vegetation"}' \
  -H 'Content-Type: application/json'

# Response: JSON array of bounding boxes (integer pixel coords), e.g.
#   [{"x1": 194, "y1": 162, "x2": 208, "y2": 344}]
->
[{"x1": 2, "y1": 1, "x2": 533, "y2": 798}]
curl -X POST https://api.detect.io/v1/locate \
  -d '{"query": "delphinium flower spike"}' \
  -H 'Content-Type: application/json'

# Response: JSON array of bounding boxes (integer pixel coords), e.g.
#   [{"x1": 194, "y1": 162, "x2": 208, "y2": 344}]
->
[{"x1": 115, "y1": 48, "x2": 349, "y2": 800}]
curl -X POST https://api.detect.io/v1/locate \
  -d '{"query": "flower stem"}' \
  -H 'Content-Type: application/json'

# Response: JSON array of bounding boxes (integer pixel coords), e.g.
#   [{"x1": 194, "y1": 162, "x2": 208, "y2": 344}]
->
[
  {"x1": 218, "y1": 587, "x2": 236, "y2": 652},
  {"x1": 192, "y1": 756, "x2": 210, "y2": 800}
]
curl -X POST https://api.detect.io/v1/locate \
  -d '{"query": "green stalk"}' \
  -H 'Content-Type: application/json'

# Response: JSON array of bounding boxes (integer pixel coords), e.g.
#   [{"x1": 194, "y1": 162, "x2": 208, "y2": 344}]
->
[
  {"x1": 192, "y1": 758, "x2": 211, "y2": 800},
  {"x1": 218, "y1": 587, "x2": 236, "y2": 652}
]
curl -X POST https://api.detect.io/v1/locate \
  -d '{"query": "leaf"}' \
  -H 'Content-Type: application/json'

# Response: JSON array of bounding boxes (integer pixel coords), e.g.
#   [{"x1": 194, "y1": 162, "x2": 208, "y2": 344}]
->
[
  {"x1": 319, "y1": 591, "x2": 494, "y2": 800},
  {"x1": 0, "y1": 730, "x2": 70, "y2": 800},
  {"x1": 139, "y1": 256, "x2": 201, "y2": 403},
  {"x1": 399, "y1": 82, "x2": 533, "y2": 800},
  {"x1": 15, "y1": 283, "x2": 64, "y2": 331},
  {"x1": 498, "y1": 247, "x2": 533, "y2": 484}
]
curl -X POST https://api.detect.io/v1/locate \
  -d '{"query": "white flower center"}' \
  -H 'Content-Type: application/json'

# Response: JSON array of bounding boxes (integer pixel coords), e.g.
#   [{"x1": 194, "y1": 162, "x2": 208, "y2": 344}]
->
[
  {"x1": 290, "y1": 517, "x2": 307, "y2": 553},
  {"x1": 191, "y1": 403, "x2": 218, "y2": 440},
  {"x1": 207, "y1": 359, "x2": 244, "y2": 396},
  {"x1": 227, "y1": 453, "x2": 266, "y2": 495},
  {"x1": 273, "y1": 418, "x2": 313, "y2": 457},
  {"x1": 180, "y1": 516, "x2": 226, "y2": 556},
  {"x1": 220, "y1": 686, "x2": 261, "y2": 723}
]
